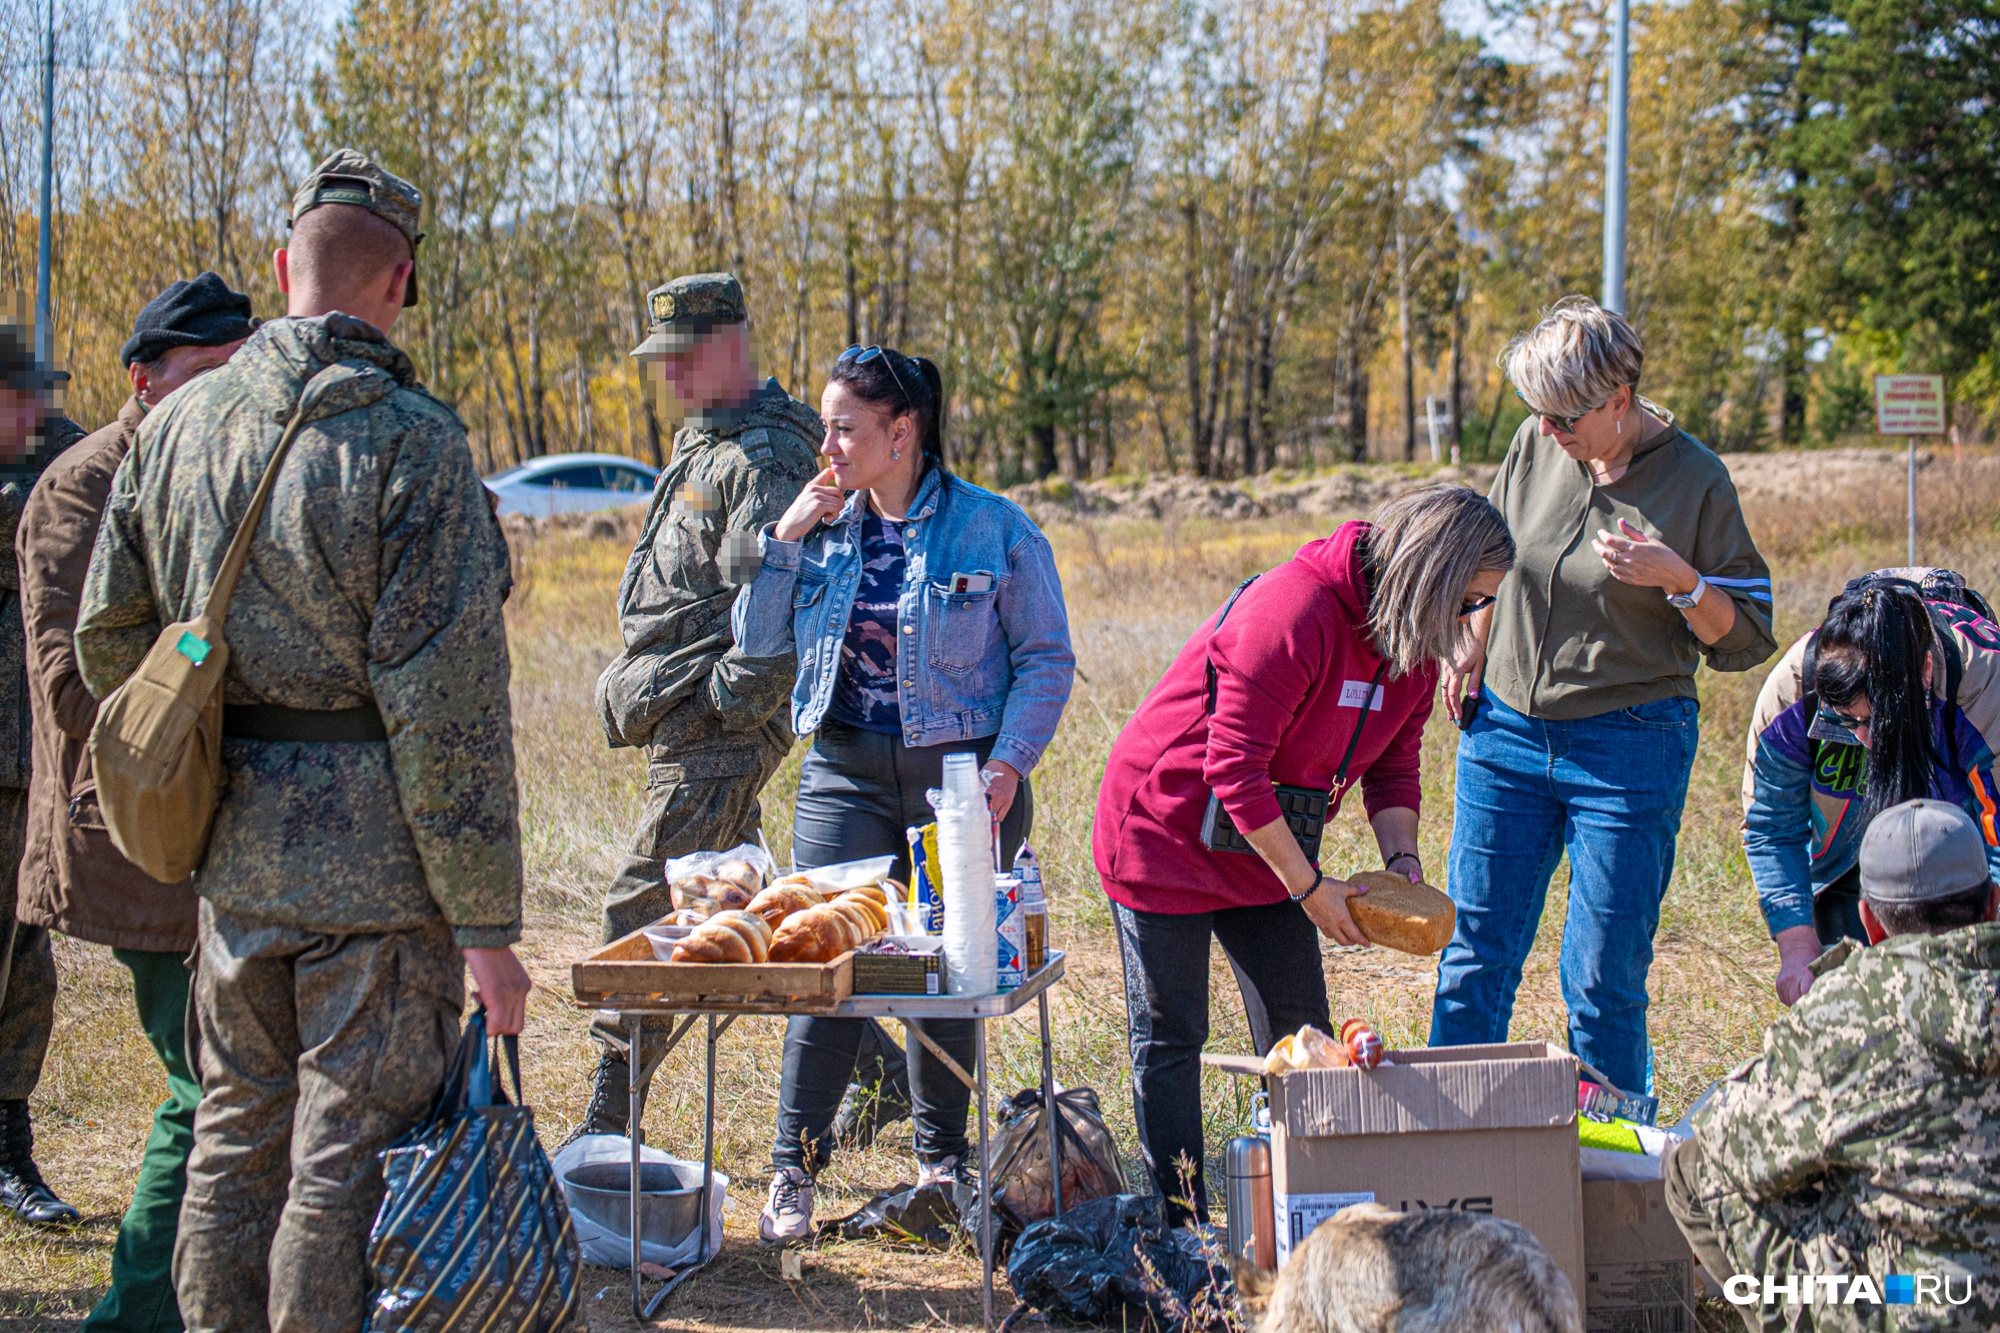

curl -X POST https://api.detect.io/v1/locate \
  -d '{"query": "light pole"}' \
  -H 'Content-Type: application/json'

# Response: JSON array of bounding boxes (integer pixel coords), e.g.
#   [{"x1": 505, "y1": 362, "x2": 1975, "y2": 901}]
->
[
  {"x1": 1602, "y1": 0, "x2": 1629, "y2": 314},
  {"x1": 36, "y1": 0, "x2": 56, "y2": 361}
]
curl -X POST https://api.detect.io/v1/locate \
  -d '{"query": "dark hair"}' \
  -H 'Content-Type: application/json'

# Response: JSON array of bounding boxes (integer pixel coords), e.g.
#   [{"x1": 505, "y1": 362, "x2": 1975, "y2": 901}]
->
[
  {"x1": 828, "y1": 346, "x2": 946, "y2": 470},
  {"x1": 1812, "y1": 583, "x2": 1939, "y2": 823},
  {"x1": 1869, "y1": 880, "x2": 1995, "y2": 937}
]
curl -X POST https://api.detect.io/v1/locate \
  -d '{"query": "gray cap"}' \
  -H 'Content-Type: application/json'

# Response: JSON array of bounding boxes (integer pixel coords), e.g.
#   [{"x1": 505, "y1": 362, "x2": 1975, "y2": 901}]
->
[
  {"x1": 1859, "y1": 798, "x2": 1992, "y2": 903},
  {"x1": 630, "y1": 273, "x2": 746, "y2": 358},
  {"x1": 291, "y1": 150, "x2": 424, "y2": 307}
]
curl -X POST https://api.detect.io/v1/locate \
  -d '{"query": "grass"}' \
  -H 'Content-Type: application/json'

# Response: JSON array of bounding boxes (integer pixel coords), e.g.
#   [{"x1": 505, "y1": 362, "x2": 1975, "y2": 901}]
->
[{"x1": 6, "y1": 447, "x2": 1998, "y2": 1331}]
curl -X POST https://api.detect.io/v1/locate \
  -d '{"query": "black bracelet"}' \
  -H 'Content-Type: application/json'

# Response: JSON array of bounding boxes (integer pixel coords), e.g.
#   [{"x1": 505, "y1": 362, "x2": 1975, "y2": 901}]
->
[
  {"x1": 1291, "y1": 868, "x2": 1324, "y2": 905},
  {"x1": 1385, "y1": 852, "x2": 1421, "y2": 874}
]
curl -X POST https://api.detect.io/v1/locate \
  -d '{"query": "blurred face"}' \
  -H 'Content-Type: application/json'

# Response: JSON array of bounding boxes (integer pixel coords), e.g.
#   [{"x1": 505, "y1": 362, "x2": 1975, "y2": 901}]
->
[
  {"x1": 130, "y1": 339, "x2": 246, "y2": 409},
  {"x1": 819, "y1": 380, "x2": 916, "y2": 493},
  {"x1": 0, "y1": 387, "x2": 43, "y2": 464},
  {"x1": 1527, "y1": 383, "x2": 1635, "y2": 465},
  {"x1": 642, "y1": 324, "x2": 754, "y2": 413},
  {"x1": 1460, "y1": 567, "x2": 1506, "y2": 617}
]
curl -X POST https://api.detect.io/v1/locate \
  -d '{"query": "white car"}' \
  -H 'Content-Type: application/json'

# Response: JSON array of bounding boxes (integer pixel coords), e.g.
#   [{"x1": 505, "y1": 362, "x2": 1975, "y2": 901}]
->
[{"x1": 485, "y1": 452, "x2": 659, "y2": 517}]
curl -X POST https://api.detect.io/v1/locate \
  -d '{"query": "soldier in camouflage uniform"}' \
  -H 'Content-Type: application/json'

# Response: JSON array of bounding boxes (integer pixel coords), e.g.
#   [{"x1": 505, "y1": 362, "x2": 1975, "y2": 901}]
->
[
  {"x1": 1668, "y1": 798, "x2": 2000, "y2": 1332},
  {"x1": 0, "y1": 314, "x2": 84, "y2": 1227},
  {"x1": 581, "y1": 273, "x2": 818, "y2": 1135},
  {"x1": 76, "y1": 150, "x2": 532, "y2": 1333}
]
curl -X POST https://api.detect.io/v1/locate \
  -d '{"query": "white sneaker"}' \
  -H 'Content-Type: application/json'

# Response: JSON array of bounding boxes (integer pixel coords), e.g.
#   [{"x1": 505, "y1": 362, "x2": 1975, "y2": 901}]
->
[
  {"x1": 760, "y1": 1166, "x2": 815, "y2": 1245},
  {"x1": 917, "y1": 1154, "x2": 973, "y2": 1190}
]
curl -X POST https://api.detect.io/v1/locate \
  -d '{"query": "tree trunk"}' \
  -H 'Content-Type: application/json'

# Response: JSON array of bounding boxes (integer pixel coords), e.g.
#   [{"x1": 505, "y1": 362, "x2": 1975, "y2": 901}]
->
[
  {"x1": 1395, "y1": 220, "x2": 1417, "y2": 462},
  {"x1": 1450, "y1": 266, "x2": 1468, "y2": 456},
  {"x1": 1183, "y1": 202, "x2": 1207, "y2": 477},
  {"x1": 1033, "y1": 423, "x2": 1059, "y2": 480}
]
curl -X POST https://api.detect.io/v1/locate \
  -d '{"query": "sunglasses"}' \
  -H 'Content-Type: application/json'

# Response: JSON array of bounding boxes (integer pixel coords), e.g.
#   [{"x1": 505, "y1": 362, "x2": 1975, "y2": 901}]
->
[
  {"x1": 1459, "y1": 594, "x2": 1496, "y2": 620},
  {"x1": 838, "y1": 344, "x2": 918, "y2": 410},
  {"x1": 1823, "y1": 705, "x2": 1871, "y2": 732},
  {"x1": 1514, "y1": 387, "x2": 1606, "y2": 435}
]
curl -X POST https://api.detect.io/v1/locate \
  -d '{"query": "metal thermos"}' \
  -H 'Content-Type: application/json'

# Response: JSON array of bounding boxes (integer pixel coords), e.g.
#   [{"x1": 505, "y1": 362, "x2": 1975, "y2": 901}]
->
[{"x1": 1224, "y1": 1135, "x2": 1275, "y2": 1270}]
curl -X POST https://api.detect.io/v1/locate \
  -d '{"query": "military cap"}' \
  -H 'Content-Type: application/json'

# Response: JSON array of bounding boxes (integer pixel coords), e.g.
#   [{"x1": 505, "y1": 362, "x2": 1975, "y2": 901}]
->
[
  {"x1": 121, "y1": 272, "x2": 257, "y2": 367},
  {"x1": 291, "y1": 149, "x2": 424, "y2": 306},
  {"x1": 1860, "y1": 798, "x2": 1992, "y2": 903},
  {"x1": 630, "y1": 273, "x2": 747, "y2": 358}
]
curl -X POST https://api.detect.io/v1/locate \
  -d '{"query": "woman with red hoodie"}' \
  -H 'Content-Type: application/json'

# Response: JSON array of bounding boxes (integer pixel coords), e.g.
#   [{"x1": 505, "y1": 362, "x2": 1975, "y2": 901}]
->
[{"x1": 1093, "y1": 486, "x2": 1514, "y2": 1223}]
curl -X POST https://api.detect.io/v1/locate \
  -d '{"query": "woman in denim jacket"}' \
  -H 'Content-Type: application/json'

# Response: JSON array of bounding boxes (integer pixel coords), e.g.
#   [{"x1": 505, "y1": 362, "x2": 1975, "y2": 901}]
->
[{"x1": 732, "y1": 344, "x2": 1075, "y2": 1242}]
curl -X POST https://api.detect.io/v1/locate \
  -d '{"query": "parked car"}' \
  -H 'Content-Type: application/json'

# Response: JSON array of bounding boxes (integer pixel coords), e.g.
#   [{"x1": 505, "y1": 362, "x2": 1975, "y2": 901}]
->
[{"x1": 485, "y1": 452, "x2": 660, "y2": 516}]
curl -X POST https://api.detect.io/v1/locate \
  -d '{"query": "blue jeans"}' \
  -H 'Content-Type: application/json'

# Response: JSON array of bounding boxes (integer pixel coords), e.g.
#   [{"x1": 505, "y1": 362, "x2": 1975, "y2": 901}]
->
[{"x1": 1430, "y1": 688, "x2": 1699, "y2": 1094}]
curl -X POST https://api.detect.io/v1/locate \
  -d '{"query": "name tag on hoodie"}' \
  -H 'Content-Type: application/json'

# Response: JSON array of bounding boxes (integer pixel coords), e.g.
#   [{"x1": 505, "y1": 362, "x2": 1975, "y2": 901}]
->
[{"x1": 1339, "y1": 679, "x2": 1385, "y2": 710}]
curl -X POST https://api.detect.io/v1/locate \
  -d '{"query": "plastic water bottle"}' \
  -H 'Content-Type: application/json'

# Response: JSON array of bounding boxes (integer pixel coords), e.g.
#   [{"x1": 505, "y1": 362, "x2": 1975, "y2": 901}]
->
[
  {"x1": 1015, "y1": 841, "x2": 1048, "y2": 971},
  {"x1": 932, "y1": 755, "x2": 996, "y2": 994}
]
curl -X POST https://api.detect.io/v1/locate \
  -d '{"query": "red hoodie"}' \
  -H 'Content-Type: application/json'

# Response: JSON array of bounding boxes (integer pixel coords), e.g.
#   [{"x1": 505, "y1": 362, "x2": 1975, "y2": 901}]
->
[{"x1": 1093, "y1": 521, "x2": 1434, "y2": 914}]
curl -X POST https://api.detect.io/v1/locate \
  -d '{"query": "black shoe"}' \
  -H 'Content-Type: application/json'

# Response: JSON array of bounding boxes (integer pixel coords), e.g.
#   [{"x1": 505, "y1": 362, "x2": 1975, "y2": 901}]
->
[
  {"x1": 830, "y1": 1075, "x2": 913, "y2": 1151},
  {"x1": 0, "y1": 1100, "x2": 78, "y2": 1226},
  {"x1": 559, "y1": 1052, "x2": 631, "y2": 1148}
]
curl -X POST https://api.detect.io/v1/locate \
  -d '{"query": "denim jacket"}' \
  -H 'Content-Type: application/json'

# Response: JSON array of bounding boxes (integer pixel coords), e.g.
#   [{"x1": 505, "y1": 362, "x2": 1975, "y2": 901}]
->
[{"x1": 732, "y1": 468, "x2": 1074, "y2": 776}]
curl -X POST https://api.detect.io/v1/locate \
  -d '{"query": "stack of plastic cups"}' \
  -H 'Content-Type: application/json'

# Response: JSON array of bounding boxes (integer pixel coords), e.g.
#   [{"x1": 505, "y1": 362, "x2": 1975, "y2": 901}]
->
[{"x1": 931, "y1": 754, "x2": 997, "y2": 995}]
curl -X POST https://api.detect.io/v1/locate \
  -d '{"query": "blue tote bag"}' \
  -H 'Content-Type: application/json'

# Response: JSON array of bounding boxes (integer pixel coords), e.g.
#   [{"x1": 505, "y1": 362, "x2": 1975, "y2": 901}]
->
[{"x1": 367, "y1": 1007, "x2": 584, "y2": 1333}]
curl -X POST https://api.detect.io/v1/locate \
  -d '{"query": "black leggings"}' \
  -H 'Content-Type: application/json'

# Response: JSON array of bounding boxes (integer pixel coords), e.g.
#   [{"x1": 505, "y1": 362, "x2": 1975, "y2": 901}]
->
[
  {"x1": 1111, "y1": 896, "x2": 1329, "y2": 1225},
  {"x1": 771, "y1": 720, "x2": 1032, "y2": 1173}
]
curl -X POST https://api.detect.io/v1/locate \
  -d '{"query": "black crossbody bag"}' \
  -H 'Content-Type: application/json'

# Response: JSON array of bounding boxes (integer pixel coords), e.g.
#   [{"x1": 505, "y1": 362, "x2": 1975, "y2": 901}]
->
[{"x1": 1198, "y1": 576, "x2": 1389, "y2": 862}]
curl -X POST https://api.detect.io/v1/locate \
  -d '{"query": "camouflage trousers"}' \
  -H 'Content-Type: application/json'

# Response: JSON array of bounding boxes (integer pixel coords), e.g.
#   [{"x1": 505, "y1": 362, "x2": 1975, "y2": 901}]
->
[
  {"x1": 592, "y1": 739, "x2": 789, "y2": 1062},
  {"x1": 0, "y1": 786, "x2": 54, "y2": 1102},
  {"x1": 1666, "y1": 1136, "x2": 1996, "y2": 1333},
  {"x1": 174, "y1": 902, "x2": 461, "y2": 1333}
]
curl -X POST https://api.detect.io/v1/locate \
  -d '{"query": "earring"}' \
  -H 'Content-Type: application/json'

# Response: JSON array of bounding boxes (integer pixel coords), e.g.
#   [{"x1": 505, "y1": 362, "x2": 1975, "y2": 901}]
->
[
  {"x1": 1616, "y1": 415, "x2": 1622, "y2": 434},
  {"x1": 892, "y1": 447, "x2": 902, "y2": 461}
]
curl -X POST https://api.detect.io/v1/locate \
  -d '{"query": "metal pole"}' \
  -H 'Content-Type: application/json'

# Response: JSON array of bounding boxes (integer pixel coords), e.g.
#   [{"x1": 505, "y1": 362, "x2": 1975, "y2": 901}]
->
[
  {"x1": 36, "y1": 0, "x2": 56, "y2": 358},
  {"x1": 1602, "y1": 0, "x2": 1629, "y2": 314},
  {"x1": 1038, "y1": 991, "x2": 1063, "y2": 1218},
  {"x1": 1908, "y1": 438, "x2": 1917, "y2": 566},
  {"x1": 977, "y1": 1019, "x2": 993, "y2": 1333}
]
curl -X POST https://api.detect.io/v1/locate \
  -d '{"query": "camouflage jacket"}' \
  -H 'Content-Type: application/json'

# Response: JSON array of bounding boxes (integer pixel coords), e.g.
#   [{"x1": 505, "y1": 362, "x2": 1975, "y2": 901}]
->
[
  {"x1": 0, "y1": 414, "x2": 85, "y2": 789},
  {"x1": 1690, "y1": 923, "x2": 2000, "y2": 1327},
  {"x1": 595, "y1": 379, "x2": 818, "y2": 764},
  {"x1": 75, "y1": 316, "x2": 523, "y2": 947}
]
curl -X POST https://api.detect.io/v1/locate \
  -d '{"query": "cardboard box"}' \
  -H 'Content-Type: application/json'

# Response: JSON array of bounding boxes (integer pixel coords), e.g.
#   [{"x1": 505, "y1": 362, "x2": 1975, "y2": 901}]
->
[
  {"x1": 1204, "y1": 1041, "x2": 1584, "y2": 1303},
  {"x1": 1582, "y1": 1177, "x2": 1698, "y2": 1333}
]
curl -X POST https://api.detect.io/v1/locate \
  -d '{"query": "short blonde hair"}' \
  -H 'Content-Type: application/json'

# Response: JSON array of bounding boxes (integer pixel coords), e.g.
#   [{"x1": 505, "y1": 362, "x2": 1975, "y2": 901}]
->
[
  {"x1": 1502, "y1": 296, "x2": 1643, "y2": 421},
  {"x1": 1364, "y1": 486, "x2": 1514, "y2": 676}
]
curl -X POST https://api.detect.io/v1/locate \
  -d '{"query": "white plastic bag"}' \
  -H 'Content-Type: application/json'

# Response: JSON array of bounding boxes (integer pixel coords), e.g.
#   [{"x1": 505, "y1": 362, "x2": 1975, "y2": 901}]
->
[
  {"x1": 790, "y1": 854, "x2": 897, "y2": 893},
  {"x1": 550, "y1": 1134, "x2": 728, "y2": 1269}
]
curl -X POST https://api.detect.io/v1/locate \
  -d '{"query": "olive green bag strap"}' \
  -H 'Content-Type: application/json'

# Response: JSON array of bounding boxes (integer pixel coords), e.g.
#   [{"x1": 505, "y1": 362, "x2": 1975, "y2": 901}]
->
[{"x1": 203, "y1": 396, "x2": 315, "y2": 627}]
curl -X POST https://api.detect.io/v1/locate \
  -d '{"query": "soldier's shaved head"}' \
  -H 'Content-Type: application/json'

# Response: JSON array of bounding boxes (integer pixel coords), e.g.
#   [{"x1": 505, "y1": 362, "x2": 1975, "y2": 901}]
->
[{"x1": 277, "y1": 203, "x2": 413, "y2": 330}]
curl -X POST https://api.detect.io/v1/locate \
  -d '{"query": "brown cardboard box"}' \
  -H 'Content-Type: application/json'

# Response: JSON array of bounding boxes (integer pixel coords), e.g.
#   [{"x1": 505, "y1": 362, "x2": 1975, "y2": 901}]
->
[
  {"x1": 1203, "y1": 1041, "x2": 1585, "y2": 1303},
  {"x1": 1582, "y1": 1177, "x2": 1698, "y2": 1333}
]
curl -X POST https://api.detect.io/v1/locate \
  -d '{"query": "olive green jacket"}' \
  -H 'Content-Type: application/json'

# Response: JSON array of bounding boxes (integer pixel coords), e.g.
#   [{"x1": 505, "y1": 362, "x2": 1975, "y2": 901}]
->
[
  {"x1": 595, "y1": 379, "x2": 820, "y2": 766},
  {"x1": 75, "y1": 315, "x2": 523, "y2": 947}
]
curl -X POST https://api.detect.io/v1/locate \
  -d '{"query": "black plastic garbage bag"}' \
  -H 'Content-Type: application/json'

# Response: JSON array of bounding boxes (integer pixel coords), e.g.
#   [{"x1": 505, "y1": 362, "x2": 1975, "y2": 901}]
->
[
  {"x1": 366, "y1": 1007, "x2": 584, "y2": 1332},
  {"x1": 989, "y1": 1087, "x2": 1128, "y2": 1231},
  {"x1": 1005, "y1": 1193, "x2": 1233, "y2": 1331},
  {"x1": 822, "y1": 1179, "x2": 972, "y2": 1248}
]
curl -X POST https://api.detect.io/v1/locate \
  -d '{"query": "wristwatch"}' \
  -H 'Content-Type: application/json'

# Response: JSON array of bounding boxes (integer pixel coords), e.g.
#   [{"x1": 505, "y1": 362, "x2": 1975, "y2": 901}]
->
[{"x1": 1666, "y1": 576, "x2": 1708, "y2": 610}]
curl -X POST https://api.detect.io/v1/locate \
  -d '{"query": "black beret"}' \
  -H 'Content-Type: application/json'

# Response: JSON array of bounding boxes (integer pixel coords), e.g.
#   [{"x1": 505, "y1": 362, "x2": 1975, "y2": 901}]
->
[{"x1": 120, "y1": 273, "x2": 257, "y2": 368}]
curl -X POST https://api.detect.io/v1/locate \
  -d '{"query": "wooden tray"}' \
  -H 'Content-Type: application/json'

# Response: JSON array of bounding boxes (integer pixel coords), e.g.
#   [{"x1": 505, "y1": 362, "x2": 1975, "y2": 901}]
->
[{"x1": 572, "y1": 928, "x2": 855, "y2": 1012}]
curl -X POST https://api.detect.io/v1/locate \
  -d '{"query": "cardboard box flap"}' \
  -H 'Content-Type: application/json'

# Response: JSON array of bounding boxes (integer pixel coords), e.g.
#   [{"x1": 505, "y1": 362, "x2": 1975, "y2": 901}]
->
[{"x1": 1272, "y1": 1042, "x2": 1577, "y2": 1137}]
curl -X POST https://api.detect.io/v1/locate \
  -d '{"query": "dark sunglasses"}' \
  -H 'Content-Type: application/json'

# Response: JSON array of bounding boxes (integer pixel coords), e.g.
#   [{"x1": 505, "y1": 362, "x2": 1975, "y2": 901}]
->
[
  {"x1": 1823, "y1": 705, "x2": 1871, "y2": 732},
  {"x1": 1514, "y1": 387, "x2": 1605, "y2": 435},
  {"x1": 1459, "y1": 594, "x2": 1496, "y2": 620},
  {"x1": 838, "y1": 344, "x2": 918, "y2": 410}
]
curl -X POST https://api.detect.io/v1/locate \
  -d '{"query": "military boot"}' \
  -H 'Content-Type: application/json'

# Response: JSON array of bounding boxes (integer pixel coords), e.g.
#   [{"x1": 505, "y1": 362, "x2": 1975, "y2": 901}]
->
[
  {"x1": 560, "y1": 1051, "x2": 632, "y2": 1147},
  {"x1": 0, "y1": 1100, "x2": 79, "y2": 1225}
]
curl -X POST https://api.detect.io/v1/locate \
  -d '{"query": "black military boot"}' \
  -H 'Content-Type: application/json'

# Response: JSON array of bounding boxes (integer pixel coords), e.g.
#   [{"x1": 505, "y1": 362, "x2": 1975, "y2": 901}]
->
[
  {"x1": 560, "y1": 1051, "x2": 632, "y2": 1147},
  {"x1": 0, "y1": 1099, "x2": 79, "y2": 1225}
]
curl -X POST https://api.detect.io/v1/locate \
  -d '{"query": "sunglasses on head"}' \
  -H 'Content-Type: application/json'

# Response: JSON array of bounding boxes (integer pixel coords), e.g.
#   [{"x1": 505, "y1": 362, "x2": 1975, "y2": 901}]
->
[
  {"x1": 1459, "y1": 594, "x2": 1496, "y2": 620},
  {"x1": 1514, "y1": 387, "x2": 1606, "y2": 435},
  {"x1": 838, "y1": 344, "x2": 918, "y2": 410}
]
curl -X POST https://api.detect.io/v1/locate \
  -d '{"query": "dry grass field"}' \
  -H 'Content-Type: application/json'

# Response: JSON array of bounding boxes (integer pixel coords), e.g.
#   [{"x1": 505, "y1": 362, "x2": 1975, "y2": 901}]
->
[{"x1": 5, "y1": 446, "x2": 1997, "y2": 1331}]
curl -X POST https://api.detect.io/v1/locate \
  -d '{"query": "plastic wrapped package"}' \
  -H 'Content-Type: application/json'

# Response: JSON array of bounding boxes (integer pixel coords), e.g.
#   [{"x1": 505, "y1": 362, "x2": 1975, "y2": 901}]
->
[
  {"x1": 548, "y1": 1135, "x2": 728, "y2": 1270},
  {"x1": 665, "y1": 843, "x2": 775, "y2": 921},
  {"x1": 988, "y1": 1087, "x2": 1129, "y2": 1231},
  {"x1": 1005, "y1": 1194, "x2": 1232, "y2": 1330}
]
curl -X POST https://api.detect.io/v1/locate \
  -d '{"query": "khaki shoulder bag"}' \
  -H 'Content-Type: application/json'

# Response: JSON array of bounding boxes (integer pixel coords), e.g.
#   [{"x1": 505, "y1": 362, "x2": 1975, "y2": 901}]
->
[{"x1": 90, "y1": 384, "x2": 324, "y2": 883}]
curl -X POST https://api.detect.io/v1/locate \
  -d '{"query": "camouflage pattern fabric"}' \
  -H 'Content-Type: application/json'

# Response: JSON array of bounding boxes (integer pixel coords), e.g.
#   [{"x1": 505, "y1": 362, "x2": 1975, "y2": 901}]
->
[
  {"x1": 174, "y1": 901, "x2": 461, "y2": 1333},
  {"x1": 1684, "y1": 922, "x2": 2000, "y2": 1331},
  {"x1": 593, "y1": 377, "x2": 820, "y2": 753},
  {"x1": 74, "y1": 315, "x2": 523, "y2": 947}
]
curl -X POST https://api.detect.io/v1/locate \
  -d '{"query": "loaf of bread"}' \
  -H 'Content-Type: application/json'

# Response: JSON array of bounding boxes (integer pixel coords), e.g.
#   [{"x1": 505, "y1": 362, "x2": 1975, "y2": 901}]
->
[
  {"x1": 1346, "y1": 871, "x2": 1456, "y2": 955},
  {"x1": 769, "y1": 904, "x2": 862, "y2": 963},
  {"x1": 1263, "y1": 1023, "x2": 1350, "y2": 1075},
  {"x1": 671, "y1": 909, "x2": 774, "y2": 963},
  {"x1": 747, "y1": 883, "x2": 823, "y2": 926}
]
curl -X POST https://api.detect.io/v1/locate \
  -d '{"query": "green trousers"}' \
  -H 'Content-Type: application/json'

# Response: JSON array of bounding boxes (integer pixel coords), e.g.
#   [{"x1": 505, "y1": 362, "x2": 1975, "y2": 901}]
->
[{"x1": 83, "y1": 949, "x2": 198, "y2": 1333}]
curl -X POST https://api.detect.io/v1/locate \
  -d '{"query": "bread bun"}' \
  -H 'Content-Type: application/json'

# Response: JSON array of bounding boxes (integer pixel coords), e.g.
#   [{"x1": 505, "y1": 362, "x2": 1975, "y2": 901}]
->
[
  {"x1": 672, "y1": 919, "x2": 751, "y2": 963},
  {"x1": 715, "y1": 858, "x2": 764, "y2": 895},
  {"x1": 843, "y1": 882, "x2": 889, "y2": 907},
  {"x1": 769, "y1": 905, "x2": 855, "y2": 963},
  {"x1": 827, "y1": 898, "x2": 881, "y2": 943},
  {"x1": 1345, "y1": 872, "x2": 1456, "y2": 955},
  {"x1": 833, "y1": 891, "x2": 887, "y2": 931},
  {"x1": 747, "y1": 884, "x2": 822, "y2": 926},
  {"x1": 711, "y1": 910, "x2": 772, "y2": 961}
]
